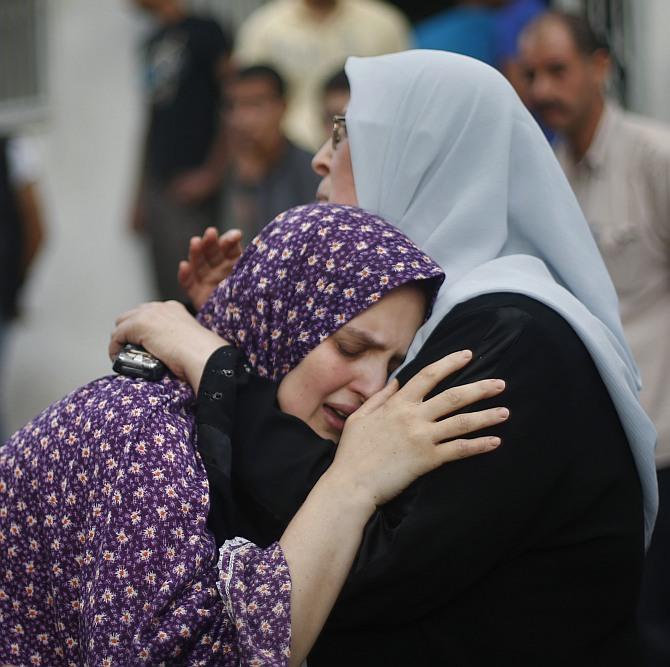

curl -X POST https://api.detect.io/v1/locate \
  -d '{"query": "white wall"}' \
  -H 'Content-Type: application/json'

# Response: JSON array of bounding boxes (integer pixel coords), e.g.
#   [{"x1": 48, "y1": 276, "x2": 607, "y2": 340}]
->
[
  {"x1": 628, "y1": 0, "x2": 670, "y2": 123},
  {"x1": 3, "y1": 1, "x2": 152, "y2": 434}
]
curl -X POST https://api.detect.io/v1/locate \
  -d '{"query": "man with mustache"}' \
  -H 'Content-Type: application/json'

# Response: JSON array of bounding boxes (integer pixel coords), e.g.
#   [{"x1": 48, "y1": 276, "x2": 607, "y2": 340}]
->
[{"x1": 520, "y1": 11, "x2": 670, "y2": 666}]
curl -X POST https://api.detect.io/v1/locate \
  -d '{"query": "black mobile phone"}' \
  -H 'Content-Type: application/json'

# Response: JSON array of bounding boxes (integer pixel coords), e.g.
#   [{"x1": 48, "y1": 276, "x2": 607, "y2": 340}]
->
[{"x1": 113, "y1": 344, "x2": 167, "y2": 381}]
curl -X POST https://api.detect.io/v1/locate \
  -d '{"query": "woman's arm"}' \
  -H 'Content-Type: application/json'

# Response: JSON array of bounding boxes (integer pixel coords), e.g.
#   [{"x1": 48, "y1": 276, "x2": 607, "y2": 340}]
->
[
  {"x1": 277, "y1": 353, "x2": 504, "y2": 665},
  {"x1": 110, "y1": 300, "x2": 225, "y2": 393},
  {"x1": 225, "y1": 293, "x2": 629, "y2": 649},
  {"x1": 109, "y1": 305, "x2": 508, "y2": 664}
]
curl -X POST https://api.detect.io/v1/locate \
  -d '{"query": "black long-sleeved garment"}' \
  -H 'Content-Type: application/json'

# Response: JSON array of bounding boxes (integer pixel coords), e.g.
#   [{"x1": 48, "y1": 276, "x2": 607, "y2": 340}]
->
[{"x1": 198, "y1": 293, "x2": 644, "y2": 666}]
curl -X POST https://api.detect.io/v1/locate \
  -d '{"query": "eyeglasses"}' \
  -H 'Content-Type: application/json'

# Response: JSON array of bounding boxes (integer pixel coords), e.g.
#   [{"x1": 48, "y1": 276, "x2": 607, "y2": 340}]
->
[{"x1": 332, "y1": 114, "x2": 347, "y2": 149}]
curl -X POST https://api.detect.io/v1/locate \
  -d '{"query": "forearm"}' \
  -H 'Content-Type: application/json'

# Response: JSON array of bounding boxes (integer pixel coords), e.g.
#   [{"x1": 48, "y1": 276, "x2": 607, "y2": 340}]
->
[
  {"x1": 16, "y1": 182, "x2": 45, "y2": 274},
  {"x1": 279, "y1": 469, "x2": 375, "y2": 666},
  {"x1": 181, "y1": 336, "x2": 226, "y2": 394}
]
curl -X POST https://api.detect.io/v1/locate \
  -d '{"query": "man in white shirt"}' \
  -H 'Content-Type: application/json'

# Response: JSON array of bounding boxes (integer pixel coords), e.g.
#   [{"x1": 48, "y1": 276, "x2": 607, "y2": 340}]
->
[
  {"x1": 519, "y1": 11, "x2": 670, "y2": 665},
  {"x1": 235, "y1": 0, "x2": 410, "y2": 151}
]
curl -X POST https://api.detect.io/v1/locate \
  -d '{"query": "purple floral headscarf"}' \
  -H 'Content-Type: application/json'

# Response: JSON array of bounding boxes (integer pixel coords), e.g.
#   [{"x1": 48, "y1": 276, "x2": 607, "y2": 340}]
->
[{"x1": 198, "y1": 203, "x2": 445, "y2": 381}]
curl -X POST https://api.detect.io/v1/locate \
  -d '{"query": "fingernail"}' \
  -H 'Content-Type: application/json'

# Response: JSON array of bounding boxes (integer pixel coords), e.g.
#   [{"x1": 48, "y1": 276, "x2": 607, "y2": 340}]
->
[
  {"x1": 492, "y1": 379, "x2": 505, "y2": 390},
  {"x1": 497, "y1": 408, "x2": 510, "y2": 419},
  {"x1": 461, "y1": 349, "x2": 472, "y2": 359},
  {"x1": 489, "y1": 437, "x2": 501, "y2": 447}
]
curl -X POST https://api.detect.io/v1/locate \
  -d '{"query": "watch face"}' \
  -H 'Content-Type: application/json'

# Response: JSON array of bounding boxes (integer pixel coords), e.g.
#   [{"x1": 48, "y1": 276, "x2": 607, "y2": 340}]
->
[
  {"x1": 121, "y1": 345, "x2": 160, "y2": 370},
  {"x1": 114, "y1": 345, "x2": 166, "y2": 381}
]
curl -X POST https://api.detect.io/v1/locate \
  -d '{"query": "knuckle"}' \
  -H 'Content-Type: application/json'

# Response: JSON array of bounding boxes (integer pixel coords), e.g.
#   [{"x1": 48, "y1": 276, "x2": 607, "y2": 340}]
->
[
  {"x1": 445, "y1": 389, "x2": 463, "y2": 408},
  {"x1": 421, "y1": 366, "x2": 439, "y2": 383},
  {"x1": 455, "y1": 439, "x2": 470, "y2": 458},
  {"x1": 455, "y1": 412, "x2": 470, "y2": 431},
  {"x1": 406, "y1": 423, "x2": 424, "y2": 444}
]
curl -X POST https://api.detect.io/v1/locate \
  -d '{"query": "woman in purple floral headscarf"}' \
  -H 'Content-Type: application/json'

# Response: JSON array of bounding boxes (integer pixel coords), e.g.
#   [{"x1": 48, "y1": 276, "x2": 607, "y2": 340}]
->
[{"x1": 0, "y1": 203, "x2": 506, "y2": 666}]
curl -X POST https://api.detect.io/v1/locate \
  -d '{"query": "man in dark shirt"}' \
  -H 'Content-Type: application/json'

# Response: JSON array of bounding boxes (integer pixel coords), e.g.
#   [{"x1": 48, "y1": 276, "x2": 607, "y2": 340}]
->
[
  {"x1": 0, "y1": 136, "x2": 44, "y2": 438},
  {"x1": 131, "y1": 0, "x2": 231, "y2": 300},
  {"x1": 220, "y1": 65, "x2": 320, "y2": 241}
]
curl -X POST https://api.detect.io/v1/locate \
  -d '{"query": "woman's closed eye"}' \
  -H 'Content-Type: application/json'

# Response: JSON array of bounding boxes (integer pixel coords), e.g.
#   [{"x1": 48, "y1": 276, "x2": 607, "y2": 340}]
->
[
  {"x1": 336, "y1": 339, "x2": 404, "y2": 376},
  {"x1": 335, "y1": 341, "x2": 362, "y2": 358}
]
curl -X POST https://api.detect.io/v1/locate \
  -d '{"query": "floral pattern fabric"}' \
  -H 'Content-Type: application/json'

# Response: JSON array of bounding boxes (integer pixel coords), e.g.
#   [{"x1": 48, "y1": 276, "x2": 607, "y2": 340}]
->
[
  {"x1": 0, "y1": 375, "x2": 290, "y2": 666},
  {"x1": 198, "y1": 202, "x2": 445, "y2": 381},
  {"x1": 0, "y1": 202, "x2": 444, "y2": 664}
]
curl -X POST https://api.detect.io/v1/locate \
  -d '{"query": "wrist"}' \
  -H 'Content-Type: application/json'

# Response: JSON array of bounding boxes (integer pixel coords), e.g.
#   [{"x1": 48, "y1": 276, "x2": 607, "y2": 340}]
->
[
  {"x1": 183, "y1": 334, "x2": 229, "y2": 393},
  {"x1": 317, "y1": 467, "x2": 377, "y2": 522}
]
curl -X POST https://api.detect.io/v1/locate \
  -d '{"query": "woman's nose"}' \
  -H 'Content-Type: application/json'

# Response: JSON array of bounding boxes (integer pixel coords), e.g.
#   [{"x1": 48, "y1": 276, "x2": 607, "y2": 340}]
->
[
  {"x1": 350, "y1": 361, "x2": 388, "y2": 402},
  {"x1": 311, "y1": 139, "x2": 332, "y2": 177}
]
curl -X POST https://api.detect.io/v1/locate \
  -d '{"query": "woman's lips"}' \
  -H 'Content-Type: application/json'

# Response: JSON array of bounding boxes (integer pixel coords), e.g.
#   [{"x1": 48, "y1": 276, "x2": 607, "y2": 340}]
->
[{"x1": 322, "y1": 404, "x2": 354, "y2": 434}]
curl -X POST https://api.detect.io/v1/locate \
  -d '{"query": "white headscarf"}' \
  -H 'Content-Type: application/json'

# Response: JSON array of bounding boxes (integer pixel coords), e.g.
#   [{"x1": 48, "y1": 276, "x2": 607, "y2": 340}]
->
[{"x1": 345, "y1": 50, "x2": 658, "y2": 544}]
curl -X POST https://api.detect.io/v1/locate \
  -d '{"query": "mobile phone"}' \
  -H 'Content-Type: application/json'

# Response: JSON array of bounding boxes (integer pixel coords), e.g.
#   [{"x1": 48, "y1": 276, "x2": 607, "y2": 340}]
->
[{"x1": 113, "y1": 344, "x2": 167, "y2": 381}]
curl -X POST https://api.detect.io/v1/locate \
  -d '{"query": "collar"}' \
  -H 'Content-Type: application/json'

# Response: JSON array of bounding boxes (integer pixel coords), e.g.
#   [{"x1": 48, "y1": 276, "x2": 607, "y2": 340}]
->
[
  {"x1": 556, "y1": 101, "x2": 621, "y2": 173},
  {"x1": 295, "y1": 0, "x2": 343, "y2": 23},
  {"x1": 583, "y1": 101, "x2": 620, "y2": 171}
]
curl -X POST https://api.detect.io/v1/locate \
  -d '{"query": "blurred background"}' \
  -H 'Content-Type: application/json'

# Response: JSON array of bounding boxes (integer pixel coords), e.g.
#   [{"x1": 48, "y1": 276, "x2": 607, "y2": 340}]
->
[{"x1": 1, "y1": 0, "x2": 669, "y2": 435}]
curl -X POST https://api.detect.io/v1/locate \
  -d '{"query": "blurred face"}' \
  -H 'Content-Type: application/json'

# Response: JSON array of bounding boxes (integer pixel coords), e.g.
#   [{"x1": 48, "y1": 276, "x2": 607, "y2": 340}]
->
[
  {"x1": 227, "y1": 77, "x2": 286, "y2": 149},
  {"x1": 519, "y1": 19, "x2": 609, "y2": 135},
  {"x1": 132, "y1": 0, "x2": 166, "y2": 13},
  {"x1": 277, "y1": 284, "x2": 426, "y2": 442},
  {"x1": 312, "y1": 123, "x2": 358, "y2": 205}
]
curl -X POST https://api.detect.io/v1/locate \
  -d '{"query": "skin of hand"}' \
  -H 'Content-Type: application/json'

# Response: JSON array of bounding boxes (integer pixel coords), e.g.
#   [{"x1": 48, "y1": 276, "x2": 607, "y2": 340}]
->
[
  {"x1": 177, "y1": 227, "x2": 243, "y2": 310},
  {"x1": 110, "y1": 301, "x2": 227, "y2": 394},
  {"x1": 280, "y1": 349, "x2": 507, "y2": 665}
]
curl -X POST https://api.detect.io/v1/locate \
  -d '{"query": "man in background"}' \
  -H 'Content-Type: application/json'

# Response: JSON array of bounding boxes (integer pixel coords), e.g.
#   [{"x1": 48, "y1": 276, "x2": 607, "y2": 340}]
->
[
  {"x1": 221, "y1": 65, "x2": 319, "y2": 241},
  {"x1": 413, "y1": 0, "x2": 509, "y2": 67},
  {"x1": 234, "y1": 0, "x2": 410, "y2": 151},
  {"x1": 131, "y1": 0, "x2": 231, "y2": 300},
  {"x1": 0, "y1": 135, "x2": 45, "y2": 438},
  {"x1": 519, "y1": 12, "x2": 670, "y2": 665}
]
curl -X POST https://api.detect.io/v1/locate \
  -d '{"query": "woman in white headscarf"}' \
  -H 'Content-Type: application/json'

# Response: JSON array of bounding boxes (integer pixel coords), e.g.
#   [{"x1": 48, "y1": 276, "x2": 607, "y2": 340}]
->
[{"x1": 113, "y1": 50, "x2": 655, "y2": 666}]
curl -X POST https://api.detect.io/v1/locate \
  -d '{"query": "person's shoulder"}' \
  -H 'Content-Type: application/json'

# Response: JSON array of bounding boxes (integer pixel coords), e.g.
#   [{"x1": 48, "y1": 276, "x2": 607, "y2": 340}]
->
[
  {"x1": 235, "y1": 0, "x2": 292, "y2": 57},
  {"x1": 344, "y1": 0, "x2": 410, "y2": 31},
  {"x1": 184, "y1": 15, "x2": 231, "y2": 42},
  {"x1": 446, "y1": 292, "x2": 570, "y2": 335},
  {"x1": 438, "y1": 293, "x2": 586, "y2": 367},
  {"x1": 239, "y1": 0, "x2": 293, "y2": 32},
  {"x1": 618, "y1": 108, "x2": 670, "y2": 162}
]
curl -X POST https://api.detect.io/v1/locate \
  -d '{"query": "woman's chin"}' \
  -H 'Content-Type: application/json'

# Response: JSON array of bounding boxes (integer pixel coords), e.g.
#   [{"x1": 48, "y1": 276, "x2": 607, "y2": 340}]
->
[{"x1": 309, "y1": 414, "x2": 343, "y2": 444}]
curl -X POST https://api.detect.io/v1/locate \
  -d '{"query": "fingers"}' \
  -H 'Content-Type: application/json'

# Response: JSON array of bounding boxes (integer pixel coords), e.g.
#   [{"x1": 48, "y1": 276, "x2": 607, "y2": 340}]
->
[
  {"x1": 433, "y1": 406, "x2": 509, "y2": 443},
  {"x1": 201, "y1": 227, "x2": 225, "y2": 269},
  {"x1": 188, "y1": 235, "x2": 207, "y2": 280},
  {"x1": 423, "y1": 378, "x2": 505, "y2": 421},
  {"x1": 114, "y1": 306, "x2": 140, "y2": 327},
  {"x1": 434, "y1": 436, "x2": 502, "y2": 466},
  {"x1": 109, "y1": 320, "x2": 132, "y2": 360},
  {"x1": 178, "y1": 260, "x2": 194, "y2": 291},
  {"x1": 220, "y1": 231, "x2": 243, "y2": 266},
  {"x1": 182, "y1": 228, "x2": 242, "y2": 285},
  {"x1": 356, "y1": 379, "x2": 399, "y2": 417},
  {"x1": 399, "y1": 350, "x2": 473, "y2": 402},
  {"x1": 219, "y1": 228, "x2": 243, "y2": 252}
]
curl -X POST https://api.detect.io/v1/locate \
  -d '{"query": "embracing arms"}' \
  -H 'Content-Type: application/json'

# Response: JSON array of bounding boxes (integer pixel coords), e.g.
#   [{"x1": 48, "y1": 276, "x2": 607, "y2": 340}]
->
[{"x1": 109, "y1": 306, "x2": 507, "y2": 666}]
